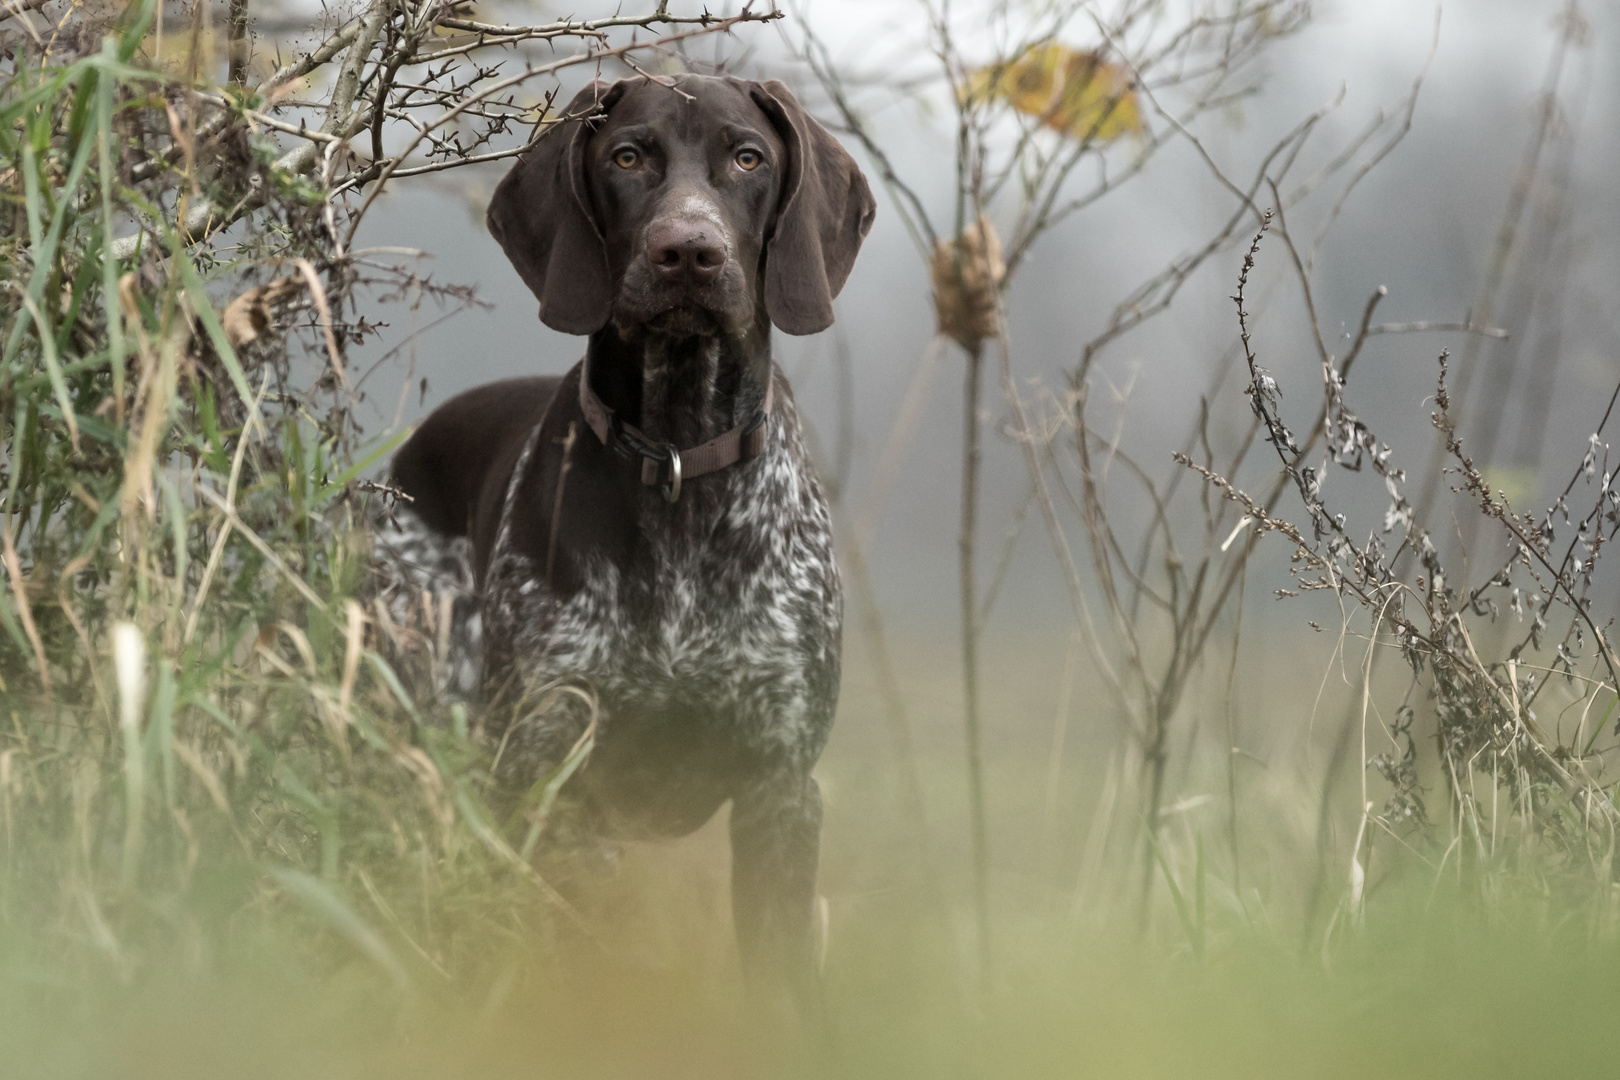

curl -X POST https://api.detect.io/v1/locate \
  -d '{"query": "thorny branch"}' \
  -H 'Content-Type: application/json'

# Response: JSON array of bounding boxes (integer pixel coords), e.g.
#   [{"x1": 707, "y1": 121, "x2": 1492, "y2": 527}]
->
[
  {"x1": 1180, "y1": 221, "x2": 1620, "y2": 835},
  {"x1": 0, "y1": 2, "x2": 782, "y2": 259}
]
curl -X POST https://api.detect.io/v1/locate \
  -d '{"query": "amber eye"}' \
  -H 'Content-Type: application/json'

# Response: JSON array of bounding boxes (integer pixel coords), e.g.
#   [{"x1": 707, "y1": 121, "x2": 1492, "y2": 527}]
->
[
  {"x1": 735, "y1": 148, "x2": 762, "y2": 171},
  {"x1": 613, "y1": 147, "x2": 640, "y2": 169}
]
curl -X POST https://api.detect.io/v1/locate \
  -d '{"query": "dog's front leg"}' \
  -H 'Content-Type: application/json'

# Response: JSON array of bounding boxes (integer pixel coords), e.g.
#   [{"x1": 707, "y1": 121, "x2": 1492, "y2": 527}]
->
[{"x1": 730, "y1": 773, "x2": 824, "y2": 1007}]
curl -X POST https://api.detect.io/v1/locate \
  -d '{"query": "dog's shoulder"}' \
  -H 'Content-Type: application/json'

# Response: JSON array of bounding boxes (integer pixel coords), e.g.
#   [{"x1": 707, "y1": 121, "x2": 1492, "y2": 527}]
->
[{"x1": 391, "y1": 375, "x2": 562, "y2": 541}]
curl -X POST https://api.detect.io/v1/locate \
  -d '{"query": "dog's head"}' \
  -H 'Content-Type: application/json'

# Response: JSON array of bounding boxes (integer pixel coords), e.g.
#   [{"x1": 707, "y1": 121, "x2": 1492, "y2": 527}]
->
[{"x1": 487, "y1": 75, "x2": 875, "y2": 339}]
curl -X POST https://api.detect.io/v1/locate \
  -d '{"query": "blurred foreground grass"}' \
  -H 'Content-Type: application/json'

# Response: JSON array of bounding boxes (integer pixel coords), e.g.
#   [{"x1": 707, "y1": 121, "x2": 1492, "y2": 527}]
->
[
  {"x1": 7, "y1": 633, "x2": 1620, "y2": 1080},
  {"x1": 4, "y1": 788, "x2": 1620, "y2": 1080}
]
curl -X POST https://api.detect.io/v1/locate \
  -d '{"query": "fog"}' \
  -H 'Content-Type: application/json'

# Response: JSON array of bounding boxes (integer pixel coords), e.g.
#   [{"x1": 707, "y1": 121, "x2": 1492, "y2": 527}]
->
[{"x1": 345, "y1": 0, "x2": 1618, "y2": 672}]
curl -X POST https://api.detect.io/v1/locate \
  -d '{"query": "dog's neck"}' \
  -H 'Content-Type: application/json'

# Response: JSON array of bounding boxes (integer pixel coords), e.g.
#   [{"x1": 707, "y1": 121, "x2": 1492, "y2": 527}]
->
[{"x1": 586, "y1": 321, "x2": 772, "y2": 452}]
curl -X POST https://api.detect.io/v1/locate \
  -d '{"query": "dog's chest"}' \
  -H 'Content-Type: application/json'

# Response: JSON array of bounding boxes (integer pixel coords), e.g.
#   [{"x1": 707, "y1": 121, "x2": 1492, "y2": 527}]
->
[{"x1": 490, "y1": 436, "x2": 841, "y2": 749}]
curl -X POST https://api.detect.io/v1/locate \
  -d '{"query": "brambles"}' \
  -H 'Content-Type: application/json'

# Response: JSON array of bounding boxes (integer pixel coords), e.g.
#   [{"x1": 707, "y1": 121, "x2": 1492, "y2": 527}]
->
[{"x1": 1183, "y1": 220, "x2": 1620, "y2": 855}]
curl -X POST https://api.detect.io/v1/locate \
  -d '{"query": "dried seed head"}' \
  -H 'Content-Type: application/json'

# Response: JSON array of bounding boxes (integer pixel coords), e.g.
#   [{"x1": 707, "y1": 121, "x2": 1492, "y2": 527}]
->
[{"x1": 930, "y1": 217, "x2": 1005, "y2": 351}]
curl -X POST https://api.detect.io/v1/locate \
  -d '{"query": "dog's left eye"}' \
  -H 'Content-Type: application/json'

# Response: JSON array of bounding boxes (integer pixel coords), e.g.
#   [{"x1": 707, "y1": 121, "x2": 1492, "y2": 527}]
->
[
  {"x1": 613, "y1": 147, "x2": 640, "y2": 169},
  {"x1": 734, "y1": 148, "x2": 763, "y2": 171}
]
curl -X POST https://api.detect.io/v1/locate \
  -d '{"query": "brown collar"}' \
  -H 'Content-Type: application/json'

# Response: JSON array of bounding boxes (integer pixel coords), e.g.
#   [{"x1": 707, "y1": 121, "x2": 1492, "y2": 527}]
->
[{"x1": 578, "y1": 354, "x2": 773, "y2": 503}]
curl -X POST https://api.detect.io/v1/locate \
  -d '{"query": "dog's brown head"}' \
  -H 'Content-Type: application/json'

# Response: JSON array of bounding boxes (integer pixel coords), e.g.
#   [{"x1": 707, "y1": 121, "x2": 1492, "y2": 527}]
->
[{"x1": 487, "y1": 75, "x2": 875, "y2": 339}]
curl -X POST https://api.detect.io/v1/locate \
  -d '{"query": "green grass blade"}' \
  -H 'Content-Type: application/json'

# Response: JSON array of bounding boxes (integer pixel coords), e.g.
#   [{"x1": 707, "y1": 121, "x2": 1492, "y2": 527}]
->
[
  {"x1": 117, "y1": 0, "x2": 160, "y2": 62},
  {"x1": 19, "y1": 140, "x2": 43, "y2": 250},
  {"x1": 144, "y1": 663, "x2": 178, "y2": 810},
  {"x1": 1146, "y1": 825, "x2": 1197, "y2": 954},
  {"x1": 15, "y1": 293, "x2": 79, "y2": 451},
  {"x1": 97, "y1": 40, "x2": 126, "y2": 408},
  {"x1": 0, "y1": 571, "x2": 32, "y2": 655},
  {"x1": 267, "y1": 868, "x2": 408, "y2": 987},
  {"x1": 156, "y1": 470, "x2": 189, "y2": 586},
  {"x1": 517, "y1": 723, "x2": 596, "y2": 861},
  {"x1": 363, "y1": 651, "x2": 418, "y2": 721}
]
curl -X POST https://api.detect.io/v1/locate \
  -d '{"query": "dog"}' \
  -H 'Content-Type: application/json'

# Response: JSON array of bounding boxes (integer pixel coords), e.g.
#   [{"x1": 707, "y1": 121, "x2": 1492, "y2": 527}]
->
[{"x1": 378, "y1": 74, "x2": 874, "y2": 1000}]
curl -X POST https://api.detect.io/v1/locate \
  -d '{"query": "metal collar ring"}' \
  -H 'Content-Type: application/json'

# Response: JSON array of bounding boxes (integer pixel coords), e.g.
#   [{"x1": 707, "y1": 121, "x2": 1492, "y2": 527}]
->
[{"x1": 662, "y1": 444, "x2": 682, "y2": 503}]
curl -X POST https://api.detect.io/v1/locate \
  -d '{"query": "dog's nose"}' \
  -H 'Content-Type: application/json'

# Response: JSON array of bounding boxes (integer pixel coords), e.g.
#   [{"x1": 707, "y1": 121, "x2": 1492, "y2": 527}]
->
[{"x1": 646, "y1": 219, "x2": 727, "y2": 284}]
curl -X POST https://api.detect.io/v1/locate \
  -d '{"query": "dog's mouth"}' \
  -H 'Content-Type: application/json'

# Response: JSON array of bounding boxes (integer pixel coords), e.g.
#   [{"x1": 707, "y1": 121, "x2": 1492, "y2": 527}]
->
[
  {"x1": 644, "y1": 302, "x2": 725, "y2": 339},
  {"x1": 616, "y1": 280, "x2": 751, "y2": 340}
]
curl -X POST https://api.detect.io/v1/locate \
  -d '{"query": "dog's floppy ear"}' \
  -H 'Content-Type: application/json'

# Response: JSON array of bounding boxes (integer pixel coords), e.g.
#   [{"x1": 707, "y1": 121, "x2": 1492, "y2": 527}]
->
[
  {"x1": 749, "y1": 80, "x2": 876, "y2": 336},
  {"x1": 487, "y1": 81, "x2": 625, "y2": 335}
]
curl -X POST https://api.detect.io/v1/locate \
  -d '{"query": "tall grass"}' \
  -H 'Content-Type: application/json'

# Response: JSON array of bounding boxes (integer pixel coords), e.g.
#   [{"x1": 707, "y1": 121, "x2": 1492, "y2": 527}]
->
[{"x1": 0, "y1": 0, "x2": 557, "y2": 1015}]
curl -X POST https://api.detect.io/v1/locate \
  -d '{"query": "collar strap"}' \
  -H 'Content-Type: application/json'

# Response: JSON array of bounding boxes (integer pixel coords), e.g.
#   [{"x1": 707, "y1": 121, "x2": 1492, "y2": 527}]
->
[{"x1": 578, "y1": 356, "x2": 774, "y2": 503}]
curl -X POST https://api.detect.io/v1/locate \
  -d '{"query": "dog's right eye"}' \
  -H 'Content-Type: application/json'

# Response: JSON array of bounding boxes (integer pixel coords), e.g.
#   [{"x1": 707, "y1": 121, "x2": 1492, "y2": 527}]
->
[{"x1": 613, "y1": 147, "x2": 640, "y2": 169}]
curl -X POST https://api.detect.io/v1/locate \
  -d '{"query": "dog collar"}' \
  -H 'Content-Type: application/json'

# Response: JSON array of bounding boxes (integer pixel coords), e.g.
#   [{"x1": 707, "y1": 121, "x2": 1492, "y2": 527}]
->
[{"x1": 577, "y1": 356, "x2": 773, "y2": 503}]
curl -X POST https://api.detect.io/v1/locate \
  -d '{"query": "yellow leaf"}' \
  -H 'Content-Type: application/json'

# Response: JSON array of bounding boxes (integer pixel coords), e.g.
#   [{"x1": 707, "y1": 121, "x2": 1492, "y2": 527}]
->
[{"x1": 964, "y1": 43, "x2": 1144, "y2": 144}]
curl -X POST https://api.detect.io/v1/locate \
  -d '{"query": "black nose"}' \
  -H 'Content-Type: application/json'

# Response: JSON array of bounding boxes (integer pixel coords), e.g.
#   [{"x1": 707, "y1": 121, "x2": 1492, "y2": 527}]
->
[{"x1": 646, "y1": 218, "x2": 727, "y2": 284}]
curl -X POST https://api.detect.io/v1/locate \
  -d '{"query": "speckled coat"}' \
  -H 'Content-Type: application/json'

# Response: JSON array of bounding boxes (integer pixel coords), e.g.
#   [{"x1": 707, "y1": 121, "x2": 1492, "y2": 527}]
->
[{"x1": 479, "y1": 340, "x2": 842, "y2": 841}]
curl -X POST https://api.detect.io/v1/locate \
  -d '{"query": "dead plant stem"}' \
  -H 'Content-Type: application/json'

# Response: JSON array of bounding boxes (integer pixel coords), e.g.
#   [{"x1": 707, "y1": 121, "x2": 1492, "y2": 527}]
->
[{"x1": 959, "y1": 340, "x2": 991, "y2": 993}]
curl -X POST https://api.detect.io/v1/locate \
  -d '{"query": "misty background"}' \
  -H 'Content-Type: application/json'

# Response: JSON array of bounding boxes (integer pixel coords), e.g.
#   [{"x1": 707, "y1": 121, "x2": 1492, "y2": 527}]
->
[{"x1": 310, "y1": 1, "x2": 1618, "y2": 781}]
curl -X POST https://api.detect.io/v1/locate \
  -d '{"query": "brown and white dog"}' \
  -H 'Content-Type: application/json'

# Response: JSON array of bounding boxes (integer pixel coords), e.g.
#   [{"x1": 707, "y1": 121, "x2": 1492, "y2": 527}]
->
[{"x1": 377, "y1": 75, "x2": 874, "y2": 1001}]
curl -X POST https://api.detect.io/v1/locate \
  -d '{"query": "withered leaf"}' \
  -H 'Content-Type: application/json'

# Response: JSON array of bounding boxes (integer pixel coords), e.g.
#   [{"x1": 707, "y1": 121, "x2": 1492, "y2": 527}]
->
[
  {"x1": 222, "y1": 276, "x2": 300, "y2": 349},
  {"x1": 963, "y1": 43, "x2": 1144, "y2": 144}
]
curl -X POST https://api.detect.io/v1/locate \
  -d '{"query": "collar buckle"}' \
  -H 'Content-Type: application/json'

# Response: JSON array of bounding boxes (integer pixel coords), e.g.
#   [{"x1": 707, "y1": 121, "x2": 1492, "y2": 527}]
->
[{"x1": 608, "y1": 415, "x2": 656, "y2": 462}]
